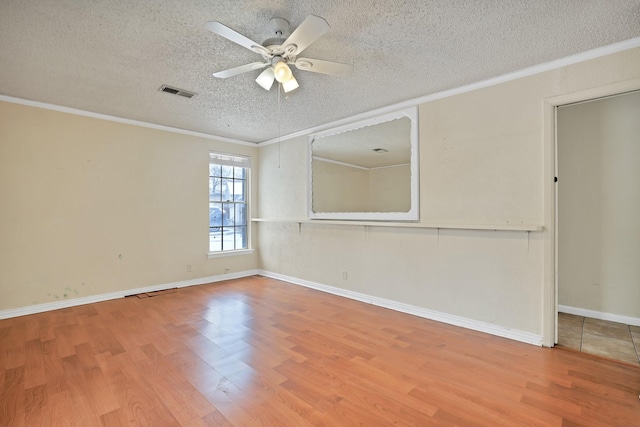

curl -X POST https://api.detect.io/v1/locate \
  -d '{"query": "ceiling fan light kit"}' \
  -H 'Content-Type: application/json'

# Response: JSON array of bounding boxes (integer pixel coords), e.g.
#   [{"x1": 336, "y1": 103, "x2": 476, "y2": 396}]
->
[
  {"x1": 273, "y1": 60, "x2": 292, "y2": 83},
  {"x1": 206, "y1": 14, "x2": 353, "y2": 93},
  {"x1": 255, "y1": 68, "x2": 275, "y2": 90},
  {"x1": 282, "y1": 75, "x2": 299, "y2": 93}
]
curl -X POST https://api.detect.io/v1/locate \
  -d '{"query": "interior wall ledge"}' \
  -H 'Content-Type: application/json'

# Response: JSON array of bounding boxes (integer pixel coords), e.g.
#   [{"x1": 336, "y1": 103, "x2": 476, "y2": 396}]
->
[{"x1": 251, "y1": 218, "x2": 543, "y2": 232}]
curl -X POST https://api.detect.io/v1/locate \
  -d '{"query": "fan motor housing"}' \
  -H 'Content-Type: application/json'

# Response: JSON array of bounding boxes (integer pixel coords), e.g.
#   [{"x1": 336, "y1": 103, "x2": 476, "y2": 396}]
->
[
  {"x1": 270, "y1": 17, "x2": 289, "y2": 36},
  {"x1": 261, "y1": 17, "x2": 296, "y2": 58}
]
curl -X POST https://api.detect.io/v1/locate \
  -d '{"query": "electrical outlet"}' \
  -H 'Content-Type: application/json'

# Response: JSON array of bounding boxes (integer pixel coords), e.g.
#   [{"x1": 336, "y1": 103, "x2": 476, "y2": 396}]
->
[
  {"x1": 342, "y1": 270, "x2": 348, "y2": 280},
  {"x1": 187, "y1": 264, "x2": 192, "y2": 272}
]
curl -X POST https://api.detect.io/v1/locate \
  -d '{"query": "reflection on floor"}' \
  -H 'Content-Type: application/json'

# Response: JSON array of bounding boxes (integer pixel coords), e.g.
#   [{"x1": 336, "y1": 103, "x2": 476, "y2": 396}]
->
[{"x1": 557, "y1": 312, "x2": 640, "y2": 365}]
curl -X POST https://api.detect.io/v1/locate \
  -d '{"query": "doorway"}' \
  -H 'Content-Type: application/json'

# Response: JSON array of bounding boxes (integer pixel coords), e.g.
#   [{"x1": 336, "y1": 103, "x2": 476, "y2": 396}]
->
[{"x1": 555, "y1": 90, "x2": 640, "y2": 364}]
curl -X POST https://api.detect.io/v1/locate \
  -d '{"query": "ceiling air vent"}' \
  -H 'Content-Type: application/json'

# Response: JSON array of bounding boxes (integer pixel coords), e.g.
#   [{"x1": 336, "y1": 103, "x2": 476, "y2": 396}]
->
[{"x1": 159, "y1": 85, "x2": 196, "y2": 99}]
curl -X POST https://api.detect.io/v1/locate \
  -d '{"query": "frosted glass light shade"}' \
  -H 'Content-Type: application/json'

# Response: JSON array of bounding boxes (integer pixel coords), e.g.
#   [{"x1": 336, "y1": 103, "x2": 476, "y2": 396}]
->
[
  {"x1": 282, "y1": 75, "x2": 299, "y2": 93},
  {"x1": 256, "y1": 67, "x2": 275, "y2": 90},
  {"x1": 274, "y1": 61, "x2": 293, "y2": 83}
]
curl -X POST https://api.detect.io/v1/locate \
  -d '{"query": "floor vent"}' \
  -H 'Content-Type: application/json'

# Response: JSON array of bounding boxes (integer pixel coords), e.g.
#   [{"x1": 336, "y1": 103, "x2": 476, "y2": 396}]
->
[{"x1": 159, "y1": 85, "x2": 196, "y2": 98}]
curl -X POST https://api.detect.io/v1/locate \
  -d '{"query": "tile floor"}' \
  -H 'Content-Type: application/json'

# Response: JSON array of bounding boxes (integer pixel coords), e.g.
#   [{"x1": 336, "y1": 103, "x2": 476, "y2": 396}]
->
[{"x1": 557, "y1": 312, "x2": 640, "y2": 365}]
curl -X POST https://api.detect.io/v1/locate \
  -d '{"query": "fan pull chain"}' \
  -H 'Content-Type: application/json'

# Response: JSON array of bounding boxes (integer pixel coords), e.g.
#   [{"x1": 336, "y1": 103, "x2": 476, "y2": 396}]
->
[{"x1": 277, "y1": 82, "x2": 282, "y2": 169}]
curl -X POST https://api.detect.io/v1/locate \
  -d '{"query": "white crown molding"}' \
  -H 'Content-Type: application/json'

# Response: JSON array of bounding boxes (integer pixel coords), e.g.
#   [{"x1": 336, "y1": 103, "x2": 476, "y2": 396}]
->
[
  {"x1": 0, "y1": 269, "x2": 260, "y2": 320},
  {"x1": 312, "y1": 156, "x2": 370, "y2": 170},
  {"x1": 312, "y1": 156, "x2": 410, "y2": 171},
  {"x1": 258, "y1": 36, "x2": 640, "y2": 147},
  {"x1": 260, "y1": 270, "x2": 543, "y2": 346},
  {"x1": 559, "y1": 305, "x2": 640, "y2": 327},
  {"x1": 3, "y1": 37, "x2": 638, "y2": 150},
  {"x1": 0, "y1": 95, "x2": 256, "y2": 147}
]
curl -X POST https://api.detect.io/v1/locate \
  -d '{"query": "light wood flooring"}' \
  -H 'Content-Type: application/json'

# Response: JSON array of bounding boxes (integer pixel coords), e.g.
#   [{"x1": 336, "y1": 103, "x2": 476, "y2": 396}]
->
[
  {"x1": 1, "y1": 276, "x2": 639, "y2": 426},
  {"x1": 557, "y1": 312, "x2": 640, "y2": 365}
]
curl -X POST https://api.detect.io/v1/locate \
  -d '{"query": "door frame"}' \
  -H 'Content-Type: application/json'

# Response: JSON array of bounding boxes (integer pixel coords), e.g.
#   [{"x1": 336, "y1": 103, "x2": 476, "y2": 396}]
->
[{"x1": 542, "y1": 77, "x2": 640, "y2": 347}]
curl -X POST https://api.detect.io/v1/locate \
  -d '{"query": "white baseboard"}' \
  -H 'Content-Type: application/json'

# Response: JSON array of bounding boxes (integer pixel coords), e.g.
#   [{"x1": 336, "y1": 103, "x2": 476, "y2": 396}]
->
[
  {"x1": 2, "y1": 269, "x2": 544, "y2": 347},
  {"x1": 0, "y1": 269, "x2": 260, "y2": 320},
  {"x1": 558, "y1": 305, "x2": 640, "y2": 327},
  {"x1": 259, "y1": 270, "x2": 543, "y2": 346}
]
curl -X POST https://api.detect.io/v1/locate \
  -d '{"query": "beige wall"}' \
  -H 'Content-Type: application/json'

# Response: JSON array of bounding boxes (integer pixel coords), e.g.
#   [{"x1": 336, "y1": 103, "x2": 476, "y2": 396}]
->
[
  {"x1": 2, "y1": 46, "x2": 639, "y2": 343},
  {"x1": 368, "y1": 165, "x2": 411, "y2": 212},
  {"x1": 0, "y1": 102, "x2": 258, "y2": 310},
  {"x1": 557, "y1": 91, "x2": 640, "y2": 318},
  {"x1": 312, "y1": 161, "x2": 411, "y2": 213},
  {"x1": 312, "y1": 160, "x2": 369, "y2": 212},
  {"x1": 257, "y1": 47, "x2": 640, "y2": 340}
]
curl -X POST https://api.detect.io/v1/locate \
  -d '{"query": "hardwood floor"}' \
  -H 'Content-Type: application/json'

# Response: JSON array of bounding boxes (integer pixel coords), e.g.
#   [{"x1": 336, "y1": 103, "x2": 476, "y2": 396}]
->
[{"x1": 1, "y1": 276, "x2": 639, "y2": 426}]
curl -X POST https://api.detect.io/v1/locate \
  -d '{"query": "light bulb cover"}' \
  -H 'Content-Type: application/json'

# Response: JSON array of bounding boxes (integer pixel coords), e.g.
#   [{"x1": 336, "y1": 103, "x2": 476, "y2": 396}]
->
[
  {"x1": 282, "y1": 75, "x2": 299, "y2": 93},
  {"x1": 274, "y1": 61, "x2": 292, "y2": 83},
  {"x1": 255, "y1": 67, "x2": 275, "y2": 90}
]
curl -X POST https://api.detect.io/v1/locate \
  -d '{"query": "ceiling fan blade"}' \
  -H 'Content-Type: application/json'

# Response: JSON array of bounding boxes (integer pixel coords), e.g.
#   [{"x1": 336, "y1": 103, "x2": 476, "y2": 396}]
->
[
  {"x1": 282, "y1": 15, "x2": 330, "y2": 56},
  {"x1": 213, "y1": 62, "x2": 269, "y2": 79},
  {"x1": 293, "y1": 58, "x2": 353, "y2": 76},
  {"x1": 205, "y1": 21, "x2": 270, "y2": 55}
]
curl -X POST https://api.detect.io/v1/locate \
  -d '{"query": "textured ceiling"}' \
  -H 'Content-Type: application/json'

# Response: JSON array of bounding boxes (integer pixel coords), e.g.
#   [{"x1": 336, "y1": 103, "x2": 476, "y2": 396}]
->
[{"x1": 1, "y1": 1, "x2": 639, "y2": 143}]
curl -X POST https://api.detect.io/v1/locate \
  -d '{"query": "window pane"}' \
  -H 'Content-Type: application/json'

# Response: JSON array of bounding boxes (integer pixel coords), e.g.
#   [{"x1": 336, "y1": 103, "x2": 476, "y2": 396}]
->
[
  {"x1": 210, "y1": 164, "x2": 221, "y2": 176},
  {"x1": 235, "y1": 226, "x2": 247, "y2": 249},
  {"x1": 209, "y1": 235, "x2": 222, "y2": 252},
  {"x1": 209, "y1": 178, "x2": 221, "y2": 201},
  {"x1": 221, "y1": 165, "x2": 233, "y2": 178},
  {"x1": 221, "y1": 202, "x2": 232, "y2": 226},
  {"x1": 221, "y1": 227, "x2": 236, "y2": 251},
  {"x1": 220, "y1": 178, "x2": 232, "y2": 201},
  {"x1": 234, "y1": 166, "x2": 245, "y2": 179},
  {"x1": 212, "y1": 177, "x2": 230, "y2": 201},
  {"x1": 210, "y1": 203, "x2": 224, "y2": 231},
  {"x1": 235, "y1": 203, "x2": 246, "y2": 226},
  {"x1": 232, "y1": 179, "x2": 246, "y2": 202}
]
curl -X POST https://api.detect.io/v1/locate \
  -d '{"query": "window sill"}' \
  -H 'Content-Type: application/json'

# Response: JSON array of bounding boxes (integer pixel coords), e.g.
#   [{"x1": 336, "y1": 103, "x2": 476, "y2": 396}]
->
[{"x1": 207, "y1": 249, "x2": 254, "y2": 259}]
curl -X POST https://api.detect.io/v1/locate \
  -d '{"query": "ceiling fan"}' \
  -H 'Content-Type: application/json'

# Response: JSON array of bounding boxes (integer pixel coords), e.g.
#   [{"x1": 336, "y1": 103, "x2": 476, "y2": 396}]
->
[{"x1": 205, "y1": 15, "x2": 353, "y2": 93}]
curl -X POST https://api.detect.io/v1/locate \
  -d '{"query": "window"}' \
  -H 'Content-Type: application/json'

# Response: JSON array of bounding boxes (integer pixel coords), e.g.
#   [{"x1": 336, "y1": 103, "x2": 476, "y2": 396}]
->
[{"x1": 209, "y1": 152, "x2": 250, "y2": 253}]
